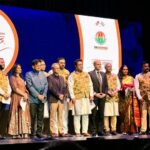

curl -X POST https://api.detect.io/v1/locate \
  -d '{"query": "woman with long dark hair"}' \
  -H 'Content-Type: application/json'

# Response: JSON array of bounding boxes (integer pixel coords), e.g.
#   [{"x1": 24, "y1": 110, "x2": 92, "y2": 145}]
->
[
  {"x1": 8, "y1": 64, "x2": 31, "y2": 138},
  {"x1": 118, "y1": 65, "x2": 140, "y2": 134}
]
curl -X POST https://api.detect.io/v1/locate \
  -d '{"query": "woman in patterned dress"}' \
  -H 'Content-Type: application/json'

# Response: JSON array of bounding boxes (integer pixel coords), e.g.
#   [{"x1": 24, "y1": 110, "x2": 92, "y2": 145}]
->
[
  {"x1": 118, "y1": 65, "x2": 140, "y2": 134},
  {"x1": 8, "y1": 64, "x2": 31, "y2": 138}
]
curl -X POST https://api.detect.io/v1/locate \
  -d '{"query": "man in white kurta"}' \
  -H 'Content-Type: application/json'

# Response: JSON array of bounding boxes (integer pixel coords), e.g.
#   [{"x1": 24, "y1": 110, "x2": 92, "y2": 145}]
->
[
  {"x1": 104, "y1": 63, "x2": 120, "y2": 135},
  {"x1": 68, "y1": 59, "x2": 94, "y2": 136}
]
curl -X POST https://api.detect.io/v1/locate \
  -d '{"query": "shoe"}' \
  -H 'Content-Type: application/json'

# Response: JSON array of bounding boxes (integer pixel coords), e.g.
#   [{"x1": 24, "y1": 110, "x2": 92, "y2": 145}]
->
[
  {"x1": 0, "y1": 135, "x2": 6, "y2": 140},
  {"x1": 139, "y1": 131, "x2": 146, "y2": 135},
  {"x1": 75, "y1": 133, "x2": 81, "y2": 137},
  {"x1": 12, "y1": 135, "x2": 21, "y2": 139},
  {"x1": 51, "y1": 133, "x2": 58, "y2": 138},
  {"x1": 41, "y1": 134, "x2": 55, "y2": 140},
  {"x1": 12, "y1": 135, "x2": 16, "y2": 139},
  {"x1": 98, "y1": 132, "x2": 105, "y2": 136},
  {"x1": 92, "y1": 133, "x2": 97, "y2": 137},
  {"x1": 82, "y1": 133, "x2": 90, "y2": 137},
  {"x1": 30, "y1": 134, "x2": 37, "y2": 139},
  {"x1": 111, "y1": 131, "x2": 117, "y2": 135},
  {"x1": 59, "y1": 133, "x2": 65, "y2": 137},
  {"x1": 105, "y1": 131, "x2": 111, "y2": 136},
  {"x1": 122, "y1": 132, "x2": 128, "y2": 135},
  {"x1": 36, "y1": 134, "x2": 45, "y2": 138},
  {"x1": 46, "y1": 135, "x2": 55, "y2": 140},
  {"x1": 23, "y1": 134, "x2": 29, "y2": 139},
  {"x1": 12, "y1": 135, "x2": 18, "y2": 139},
  {"x1": 63, "y1": 133, "x2": 72, "y2": 137}
]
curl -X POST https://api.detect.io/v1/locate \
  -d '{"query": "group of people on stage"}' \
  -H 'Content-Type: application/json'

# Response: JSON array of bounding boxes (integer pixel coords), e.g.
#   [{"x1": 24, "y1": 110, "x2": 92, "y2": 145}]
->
[{"x1": 0, "y1": 57, "x2": 150, "y2": 139}]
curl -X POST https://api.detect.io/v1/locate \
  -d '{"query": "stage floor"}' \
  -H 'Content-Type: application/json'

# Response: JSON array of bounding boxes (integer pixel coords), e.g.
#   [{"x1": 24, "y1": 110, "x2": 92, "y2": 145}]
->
[{"x1": 1, "y1": 134, "x2": 150, "y2": 150}]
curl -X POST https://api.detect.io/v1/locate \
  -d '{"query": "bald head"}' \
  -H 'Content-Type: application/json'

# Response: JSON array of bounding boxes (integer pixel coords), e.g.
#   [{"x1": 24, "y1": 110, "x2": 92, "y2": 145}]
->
[
  {"x1": 51, "y1": 63, "x2": 60, "y2": 69},
  {"x1": 105, "y1": 63, "x2": 112, "y2": 73},
  {"x1": 93, "y1": 60, "x2": 101, "y2": 71},
  {"x1": 51, "y1": 63, "x2": 60, "y2": 74}
]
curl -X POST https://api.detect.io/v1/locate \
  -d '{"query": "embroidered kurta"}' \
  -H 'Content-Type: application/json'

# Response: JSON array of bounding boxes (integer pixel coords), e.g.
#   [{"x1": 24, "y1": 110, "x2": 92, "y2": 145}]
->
[
  {"x1": 58, "y1": 69, "x2": 70, "y2": 82},
  {"x1": 104, "y1": 73, "x2": 120, "y2": 116},
  {"x1": 0, "y1": 72, "x2": 11, "y2": 102},
  {"x1": 0, "y1": 71, "x2": 11, "y2": 135},
  {"x1": 68, "y1": 71, "x2": 94, "y2": 115},
  {"x1": 135, "y1": 72, "x2": 150, "y2": 101}
]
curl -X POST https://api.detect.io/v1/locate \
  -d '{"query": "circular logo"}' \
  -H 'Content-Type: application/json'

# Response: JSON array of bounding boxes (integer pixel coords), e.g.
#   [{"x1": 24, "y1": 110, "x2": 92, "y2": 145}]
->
[
  {"x1": 95, "y1": 31, "x2": 106, "y2": 45},
  {"x1": 0, "y1": 10, "x2": 19, "y2": 74}
]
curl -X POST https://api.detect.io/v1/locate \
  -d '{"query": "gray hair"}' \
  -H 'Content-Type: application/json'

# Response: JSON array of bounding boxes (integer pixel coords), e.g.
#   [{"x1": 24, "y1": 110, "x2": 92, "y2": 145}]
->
[
  {"x1": 93, "y1": 59, "x2": 101, "y2": 66},
  {"x1": 51, "y1": 63, "x2": 59, "y2": 69},
  {"x1": 104, "y1": 63, "x2": 112, "y2": 69}
]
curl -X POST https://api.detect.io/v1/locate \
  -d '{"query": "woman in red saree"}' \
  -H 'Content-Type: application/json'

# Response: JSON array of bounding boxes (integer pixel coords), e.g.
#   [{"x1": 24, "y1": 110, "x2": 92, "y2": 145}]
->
[{"x1": 118, "y1": 65, "x2": 140, "y2": 134}]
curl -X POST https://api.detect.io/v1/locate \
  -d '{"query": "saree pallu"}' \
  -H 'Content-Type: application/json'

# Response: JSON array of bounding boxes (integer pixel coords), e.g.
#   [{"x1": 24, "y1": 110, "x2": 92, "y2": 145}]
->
[{"x1": 119, "y1": 91, "x2": 140, "y2": 133}]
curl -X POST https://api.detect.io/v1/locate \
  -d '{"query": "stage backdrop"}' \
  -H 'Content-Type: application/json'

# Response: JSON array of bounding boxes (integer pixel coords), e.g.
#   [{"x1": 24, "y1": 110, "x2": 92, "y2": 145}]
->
[
  {"x1": 0, "y1": 5, "x2": 143, "y2": 77},
  {"x1": 76, "y1": 15, "x2": 121, "y2": 73}
]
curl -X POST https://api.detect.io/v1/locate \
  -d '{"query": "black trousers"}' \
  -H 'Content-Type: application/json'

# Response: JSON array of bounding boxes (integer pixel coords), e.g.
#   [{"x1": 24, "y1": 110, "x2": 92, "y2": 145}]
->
[
  {"x1": 89, "y1": 99, "x2": 105, "y2": 133},
  {"x1": 30, "y1": 103, "x2": 44, "y2": 135},
  {"x1": 0, "y1": 102, "x2": 9, "y2": 136},
  {"x1": 43, "y1": 118, "x2": 50, "y2": 135}
]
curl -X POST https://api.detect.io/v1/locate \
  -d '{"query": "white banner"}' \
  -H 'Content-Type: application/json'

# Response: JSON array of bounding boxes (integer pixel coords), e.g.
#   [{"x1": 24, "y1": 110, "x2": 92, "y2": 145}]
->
[{"x1": 75, "y1": 15, "x2": 122, "y2": 74}]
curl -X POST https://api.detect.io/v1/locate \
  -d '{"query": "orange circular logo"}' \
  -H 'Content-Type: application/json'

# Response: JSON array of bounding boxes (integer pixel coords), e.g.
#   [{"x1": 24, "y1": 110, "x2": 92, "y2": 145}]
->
[
  {"x1": 95, "y1": 31, "x2": 106, "y2": 45},
  {"x1": 0, "y1": 10, "x2": 19, "y2": 74}
]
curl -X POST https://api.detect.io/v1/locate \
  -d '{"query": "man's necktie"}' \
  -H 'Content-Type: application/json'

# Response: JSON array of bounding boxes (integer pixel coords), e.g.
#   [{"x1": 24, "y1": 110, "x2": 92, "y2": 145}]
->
[{"x1": 97, "y1": 71, "x2": 102, "y2": 92}]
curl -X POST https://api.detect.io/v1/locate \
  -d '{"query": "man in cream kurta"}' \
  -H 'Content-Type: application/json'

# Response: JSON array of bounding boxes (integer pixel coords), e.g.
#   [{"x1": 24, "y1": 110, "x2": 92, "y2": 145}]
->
[
  {"x1": 68, "y1": 59, "x2": 94, "y2": 137},
  {"x1": 104, "y1": 63, "x2": 120, "y2": 135},
  {"x1": 135, "y1": 62, "x2": 150, "y2": 134},
  {"x1": 57, "y1": 58, "x2": 70, "y2": 136},
  {"x1": 0, "y1": 58, "x2": 11, "y2": 139}
]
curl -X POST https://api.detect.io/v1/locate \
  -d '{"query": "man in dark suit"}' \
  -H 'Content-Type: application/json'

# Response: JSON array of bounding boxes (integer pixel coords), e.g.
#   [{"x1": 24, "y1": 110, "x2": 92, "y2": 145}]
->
[
  {"x1": 89, "y1": 60, "x2": 108, "y2": 136},
  {"x1": 48, "y1": 63, "x2": 66, "y2": 137}
]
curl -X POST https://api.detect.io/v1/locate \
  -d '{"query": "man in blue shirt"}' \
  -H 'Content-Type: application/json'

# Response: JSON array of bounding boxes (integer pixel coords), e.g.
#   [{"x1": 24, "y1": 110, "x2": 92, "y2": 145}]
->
[{"x1": 26, "y1": 59, "x2": 48, "y2": 138}]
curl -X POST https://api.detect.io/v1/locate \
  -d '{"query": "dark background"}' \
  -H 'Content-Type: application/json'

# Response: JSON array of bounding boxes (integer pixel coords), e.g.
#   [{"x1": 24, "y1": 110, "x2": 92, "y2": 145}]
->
[{"x1": 0, "y1": 0, "x2": 148, "y2": 75}]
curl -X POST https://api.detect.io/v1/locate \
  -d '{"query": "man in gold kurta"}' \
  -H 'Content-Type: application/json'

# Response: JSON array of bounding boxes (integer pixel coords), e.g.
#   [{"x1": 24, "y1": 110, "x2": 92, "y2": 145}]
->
[
  {"x1": 104, "y1": 63, "x2": 120, "y2": 135},
  {"x1": 57, "y1": 58, "x2": 70, "y2": 136},
  {"x1": 135, "y1": 62, "x2": 150, "y2": 134},
  {"x1": 68, "y1": 59, "x2": 94, "y2": 137},
  {"x1": 0, "y1": 58, "x2": 11, "y2": 139}
]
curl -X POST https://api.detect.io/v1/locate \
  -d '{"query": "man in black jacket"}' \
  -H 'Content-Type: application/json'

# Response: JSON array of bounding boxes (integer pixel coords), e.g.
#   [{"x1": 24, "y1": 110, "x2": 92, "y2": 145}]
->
[
  {"x1": 48, "y1": 63, "x2": 66, "y2": 137},
  {"x1": 89, "y1": 60, "x2": 108, "y2": 136}
]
